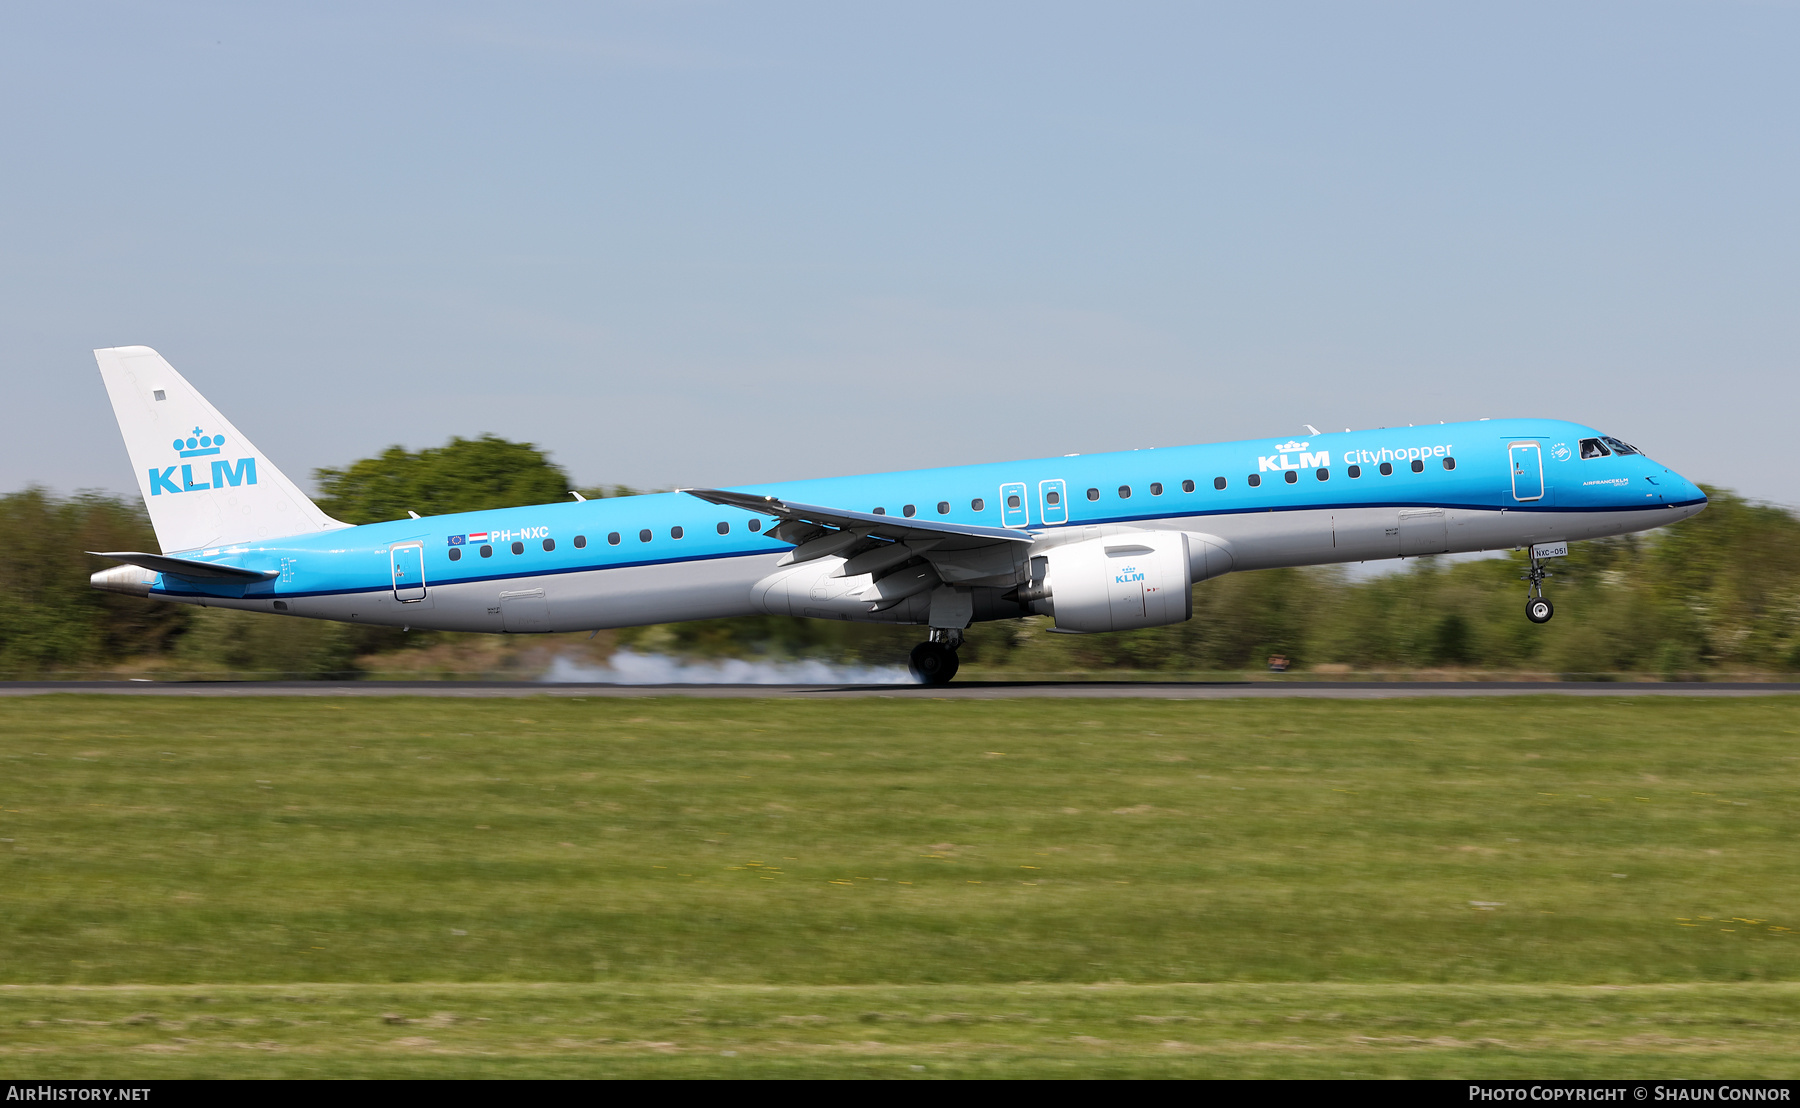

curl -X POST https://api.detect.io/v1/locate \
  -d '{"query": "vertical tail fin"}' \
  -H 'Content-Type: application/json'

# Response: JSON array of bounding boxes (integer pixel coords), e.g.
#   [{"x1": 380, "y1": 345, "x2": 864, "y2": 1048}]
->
[{"x1": 94, "y1": 346, "x2": 347, "y2": 553}]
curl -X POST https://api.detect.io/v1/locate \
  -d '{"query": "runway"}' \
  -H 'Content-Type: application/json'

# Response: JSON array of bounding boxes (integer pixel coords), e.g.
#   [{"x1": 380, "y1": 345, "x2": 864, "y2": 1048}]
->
[{"x1": 4, "y1": 680, "x2": 1799, "y2": 699}]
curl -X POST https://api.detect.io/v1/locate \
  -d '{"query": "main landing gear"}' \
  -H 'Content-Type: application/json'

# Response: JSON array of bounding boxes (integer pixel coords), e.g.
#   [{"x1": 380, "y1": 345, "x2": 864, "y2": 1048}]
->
[
  {"x1": 1523, "y1": 549, "x2": 1555, "y2": 624},
  {"x1": 910, "y1": 628, "x2": 963, "y2": 685}
]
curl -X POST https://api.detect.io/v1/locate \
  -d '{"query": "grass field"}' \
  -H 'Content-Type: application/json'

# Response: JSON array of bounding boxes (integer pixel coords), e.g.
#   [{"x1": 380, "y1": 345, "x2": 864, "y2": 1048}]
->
[{"x1": 2, "y1": 694, "x2": 1797, "y2": 1077}]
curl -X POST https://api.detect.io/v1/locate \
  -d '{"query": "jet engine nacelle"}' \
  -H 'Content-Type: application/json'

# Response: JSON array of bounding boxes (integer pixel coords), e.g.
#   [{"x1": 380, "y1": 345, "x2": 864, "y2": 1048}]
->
[{"x1": 1039, "y1": 531, "x2": 1193, "y2": 633}]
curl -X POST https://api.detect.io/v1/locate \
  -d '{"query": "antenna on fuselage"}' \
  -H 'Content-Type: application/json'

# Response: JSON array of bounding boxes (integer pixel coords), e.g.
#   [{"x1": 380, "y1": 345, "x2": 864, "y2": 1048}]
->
[
  {"x1": 569, "y1": 491, "x2": 587, "y2": 502},
  {"x1": 1304, "y1": 425, "x2": 1320, "y2": 435}
]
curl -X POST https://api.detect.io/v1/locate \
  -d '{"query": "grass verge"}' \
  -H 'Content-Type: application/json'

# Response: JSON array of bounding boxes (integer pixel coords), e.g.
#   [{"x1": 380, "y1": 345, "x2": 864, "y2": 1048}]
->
[
  {"x1": 2, "y1": 695, "x2": 1798, "y2": 1076},
  {"x1": 5, "y1": 982, "x2": 1799, "y2": 1078}
]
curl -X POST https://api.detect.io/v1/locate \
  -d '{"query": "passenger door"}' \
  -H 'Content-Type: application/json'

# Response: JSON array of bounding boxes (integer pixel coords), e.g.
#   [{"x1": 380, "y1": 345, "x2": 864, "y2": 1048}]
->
[
  {"x1": 1000, "y1": 482, "x2": 1029, "y2": 528},
  {"x1": 1038, "y1": 479, "x2": 1068, "y2": 525},
  {"x1": 1509, "y1": 442, "x2": 1544, "y2": 502},
  {"x1": 389, "y1": 542, "x2": 426, "y2": 602}
]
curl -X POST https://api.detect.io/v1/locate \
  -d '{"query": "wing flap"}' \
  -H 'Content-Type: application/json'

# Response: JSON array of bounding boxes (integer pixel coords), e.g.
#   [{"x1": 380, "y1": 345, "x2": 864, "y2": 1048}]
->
[{"x1": 685, "y1": 488, "x2": 1034, "y2": 546}]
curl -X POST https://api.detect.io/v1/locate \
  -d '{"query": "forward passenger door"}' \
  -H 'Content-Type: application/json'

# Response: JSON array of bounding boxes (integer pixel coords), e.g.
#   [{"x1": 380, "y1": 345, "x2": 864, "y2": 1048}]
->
[{"x1": 1509, "y1": 442, "x2": 1544, "y2": 502}]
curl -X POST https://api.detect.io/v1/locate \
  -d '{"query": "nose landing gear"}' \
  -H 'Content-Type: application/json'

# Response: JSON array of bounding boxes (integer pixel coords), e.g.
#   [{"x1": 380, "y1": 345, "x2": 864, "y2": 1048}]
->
[
  {"x1": 910, "y1": 628, "x2": 963, "y2": 685},
  {"x1": 1523, "y1": 549, "x2": 1555, "y2": 624}
]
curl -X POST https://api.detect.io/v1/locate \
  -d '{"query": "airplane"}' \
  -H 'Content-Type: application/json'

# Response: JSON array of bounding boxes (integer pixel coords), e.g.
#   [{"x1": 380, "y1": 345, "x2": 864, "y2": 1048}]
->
[{"x1": 87, "y1": 346, "x2": 1708, "y2": 684}]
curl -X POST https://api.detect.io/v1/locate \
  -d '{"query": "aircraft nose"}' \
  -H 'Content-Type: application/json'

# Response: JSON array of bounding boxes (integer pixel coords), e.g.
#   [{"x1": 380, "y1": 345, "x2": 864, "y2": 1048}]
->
[{"x1": 1667, "y1": 470, "x2": 1706, "y2": 516}]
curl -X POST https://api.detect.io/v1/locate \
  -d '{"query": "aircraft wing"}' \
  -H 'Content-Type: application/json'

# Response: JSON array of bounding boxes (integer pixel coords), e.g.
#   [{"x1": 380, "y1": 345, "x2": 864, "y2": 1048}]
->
[
  {"x1": 89, "y1": 551, "x2": 278, "y2": 583},
  {"x1": 684, "y1": 489, "x2": 1033, "y2": 547},
  {"x1": 684, "y1": 488, "x2": 1034, "y2": 588}
]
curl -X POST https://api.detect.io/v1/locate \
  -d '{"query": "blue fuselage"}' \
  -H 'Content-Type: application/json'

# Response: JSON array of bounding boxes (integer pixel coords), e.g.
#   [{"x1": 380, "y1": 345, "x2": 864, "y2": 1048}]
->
[{"x1": 140, "y1": 417, "x2": 1705, "y2": 631}]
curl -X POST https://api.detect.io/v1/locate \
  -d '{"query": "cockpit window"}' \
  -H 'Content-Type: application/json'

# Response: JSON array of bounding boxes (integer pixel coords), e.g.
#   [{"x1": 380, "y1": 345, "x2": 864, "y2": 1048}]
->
[
  {"x1": 1579, "y1": 438, "x2": 1610, "y2": 459},
  {"x1": 1601, "y1": 435, "x2": 1641, "y2": 455}
]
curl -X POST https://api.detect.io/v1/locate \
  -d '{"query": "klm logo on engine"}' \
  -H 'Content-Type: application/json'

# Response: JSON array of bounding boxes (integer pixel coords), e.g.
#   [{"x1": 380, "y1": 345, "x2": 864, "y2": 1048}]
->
[
  {"x1": 147, "y1": 427, "x2": 257, "y2": 496},
  {"x1": 1114, "y1": 564, "x2": 1146, "y2": 585},
  {"x1": 1258, "y1": 440, "x2": 1329, "y2": 473}
]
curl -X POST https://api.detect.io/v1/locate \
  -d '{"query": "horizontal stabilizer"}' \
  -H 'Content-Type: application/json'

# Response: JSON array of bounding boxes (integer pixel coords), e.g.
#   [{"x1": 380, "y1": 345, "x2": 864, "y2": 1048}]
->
[{"x1": 89, "y1": 551, "x2": 277, "y2": 583}]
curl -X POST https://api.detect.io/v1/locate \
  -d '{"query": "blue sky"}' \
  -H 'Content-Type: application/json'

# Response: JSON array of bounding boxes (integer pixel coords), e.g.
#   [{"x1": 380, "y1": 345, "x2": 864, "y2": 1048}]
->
[{"x1": 4, "y1": 2, "x2": 1796, "y2": 504}]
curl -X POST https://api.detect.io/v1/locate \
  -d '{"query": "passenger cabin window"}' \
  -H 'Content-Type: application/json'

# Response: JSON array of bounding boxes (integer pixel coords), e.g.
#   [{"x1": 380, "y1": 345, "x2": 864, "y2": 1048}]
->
[
  {"x1": 511, "y1": 541, "x2": 524, "y2": 554},
  {"x1": 671, "y1": 526, "x2": 683, "y2": 539},
  {"x1": 1284, "y1": 470, "x2": 1298, "y2": 484},
  {"x1": 1315, "y1": 468, "x2": 1329, "y2": 481},
  {"x1": 638, "y1": 529, "x2": 651, "y2": 542},
  {"x1": 1006, "y1": 494, "x2": 1021, "y2": 509},
  {"x1": 1182, "y1": 480, "x2": 1195, "y2": 493},
  {"x1": 872, "y1": 507, "x2": 886, "y2": 515},
  {"x1": 1379, "y1": 462, "x2": 1393, "y2": 476},
  {"x1": 1118, "y1": 485, "x2": 1131, "y2": 498},
  {"x1": 1602, "y1": 436, "x2": 1641, "y2": 455},
  {"x1": 448, "y1": 547, "x2": 462, "y2": 561},
  {"x1": 480, "y1": 544, "x2": 493, "y2": 558},
  {"x1": 1045, "y1": 489, "x2": 1060, "y2": 505},
  {"x1": 1443, "y1": 457, "x2": 1456, "y2": 471},
  {"x1": 1149, "y1": 482, "x2": 1163, "y2": 496},
  {"x1": 542, "y1": 538, "x2": 555, "y2": 551},
  {"x1": 937, "y1": 501, "x2": 950, "y2": 515},
  {"x1": 1086, "y1": 488, "x2": 1099, "y2": 501},
  {"x1": 716, "y1": 521, "x2": 729, "y2": 534},
  {"x1": 608, "y1": 532, "x2": 621, "y2": 545},
  {"x1": 1411, "y1": 458, "x2": 1424, "y2": 473},
  {"x1": 970, "y1": 498, "x2": 984, "y2": 512},
  {"x1": 748, "y1": 519, "x2": 761, "y2": 532},
  {"x1": 1213, "y1": 477, "x2": 1226, "y2": 490},
  {"x1": 903, "y1": 504, "x2": 916, "y2": 517},
  {"x1": 1348, "y1": 465, "x2": 1362, "y2": 478},
  {"x1": 1248, "y1": 474, "x2": 1262, "y2": 487},
  {"x1": 1580, "y1": 438, "x2": 1611, "y2": 459},
  {"x1": 574, "y1": 534, "x2": 587, "y2": 548}
]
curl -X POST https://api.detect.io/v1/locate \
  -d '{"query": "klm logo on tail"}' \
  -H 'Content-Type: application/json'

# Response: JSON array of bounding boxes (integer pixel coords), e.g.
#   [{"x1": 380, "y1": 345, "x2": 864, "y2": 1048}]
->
[{"x1": 148, "y1": 426, "x2": 257, "y2": 496}]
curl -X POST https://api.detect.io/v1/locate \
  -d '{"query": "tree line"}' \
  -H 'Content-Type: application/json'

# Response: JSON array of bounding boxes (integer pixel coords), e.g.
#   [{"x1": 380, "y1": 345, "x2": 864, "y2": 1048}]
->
[{"x1": 4, "y1": 435, "x2": 1796, "y2": 678}]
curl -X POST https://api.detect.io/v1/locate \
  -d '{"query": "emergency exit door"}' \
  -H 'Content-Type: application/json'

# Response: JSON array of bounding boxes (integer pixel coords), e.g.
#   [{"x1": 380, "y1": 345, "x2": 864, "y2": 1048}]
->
[
  {"x1": 1509, "y1": 442, "x2": 1544, "y2": 502},
  {"x1": 1039, "y1": 479, "x2": 1068, "y2": 525},
  {"x1": 999, "y1": 482, "x2": 1029, "y2": 527}
]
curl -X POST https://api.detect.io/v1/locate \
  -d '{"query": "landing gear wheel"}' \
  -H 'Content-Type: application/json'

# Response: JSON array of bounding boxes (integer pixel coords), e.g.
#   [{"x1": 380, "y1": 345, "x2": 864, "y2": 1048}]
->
[
  {"x1": 909, "y1": 641, "x2": 960, "y2": 685},
  {"x1": 1521, "y1": 547, "x2": 1557, "y2": 625}
]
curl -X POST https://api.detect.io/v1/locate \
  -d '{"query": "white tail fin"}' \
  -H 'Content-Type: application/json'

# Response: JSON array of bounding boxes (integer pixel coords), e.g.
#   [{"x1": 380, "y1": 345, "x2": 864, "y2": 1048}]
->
[{"x1": 94, "y1": 346, "x2": 348, "y2": 553}]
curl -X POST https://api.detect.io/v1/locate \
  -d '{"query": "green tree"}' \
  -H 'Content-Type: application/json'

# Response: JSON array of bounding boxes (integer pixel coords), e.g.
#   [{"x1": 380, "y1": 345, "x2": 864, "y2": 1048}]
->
[
  {"x1": 173, "y1": 608, "x2": 365, "y2": 679},
  {"x1": 0, "y1": 488, "x2": 189, "y2": 674},
  {"x1": 312, "y1": 434, "x2": 575, "y2": 526},
  {"x1": 1640, "y1": 486, "x2": 1800, "y2": 667}
]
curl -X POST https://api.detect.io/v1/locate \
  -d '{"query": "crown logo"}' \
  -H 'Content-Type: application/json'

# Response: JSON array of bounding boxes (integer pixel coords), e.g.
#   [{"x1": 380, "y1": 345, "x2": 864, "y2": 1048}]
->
[
  {"x1": 173, "y1": 426, "x2": 226, "y2": 458},
  {"x1": 1274, "y1": 440, "x2": 1309, "y2": 453}
]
